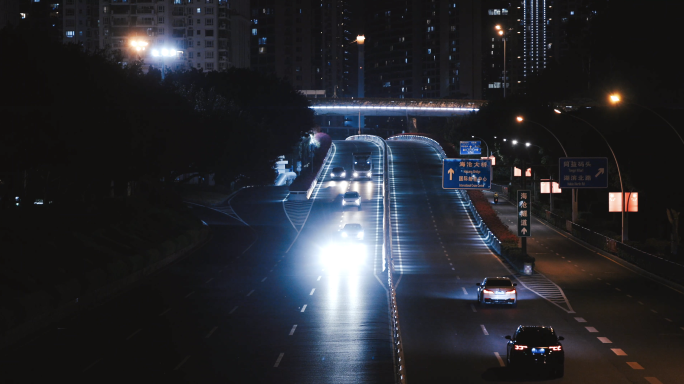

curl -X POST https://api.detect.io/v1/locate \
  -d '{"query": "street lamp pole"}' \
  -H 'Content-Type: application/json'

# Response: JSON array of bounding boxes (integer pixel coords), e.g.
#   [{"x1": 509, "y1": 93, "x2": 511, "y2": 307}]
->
[
  {"x1": 516, "y1": 116, "x2": 575, "y2": 221},
  {"x1": 496, "y1": 25, "x2": 507, "y2": 98},
  {"x1": 471, "y1": 135, "x2": 490, "y2": 157},
  {"x1": 554, "y1": 109, "x2": 627, "y2": 242},
  {"x1": 609, "y1": 93, "x2": 684, "y2": 147}
]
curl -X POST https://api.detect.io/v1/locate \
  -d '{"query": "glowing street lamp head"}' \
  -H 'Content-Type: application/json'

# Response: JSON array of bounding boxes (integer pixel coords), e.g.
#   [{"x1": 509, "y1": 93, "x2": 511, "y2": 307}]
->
[
  {"x1": 495, "y1": 24, "x2": 502, "y2": 30},
  {"x1": 516, "y1": 116, "x2": 524, "y2": 122},
  {"x1": 130, "y1": 39, "x2": 148, "y2": 52},
  {"x1": 609, "y1": 93, "x2": 621, "y2": 104},
  {"x1": 512, "y1": 140, "x2": 518, "y2": 145},
  {"x1": 525, "y1": 142, "x2": 531, "y2": 147},
  {"x1": 498, "y1": 30, "x2": 504, "y2": 36},
  {"x1": 553, "y1": 109, "x2": 562, "y2": 114},
  {"x1": 356, "y1": 35, "x2": 365, "y2": 44}
]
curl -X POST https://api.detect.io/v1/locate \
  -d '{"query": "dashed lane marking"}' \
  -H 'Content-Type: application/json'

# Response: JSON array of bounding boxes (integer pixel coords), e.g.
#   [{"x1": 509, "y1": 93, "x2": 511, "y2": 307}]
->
[
  {"x1": 627, "y1": 362, "x2": 644, "y2": 370},
  {"x1": 205, "y1": 326, "x2": 218, "y2": 339},
  {"x1": 575, "y1": 317, "x2": 587, "y2": 322},
  {"x1": 229, "y1": 306, "x2": 238, "y2": 314},
  {"x1": 174, "y1": 356, "x2": 191, "y2": 370},
  {"x1": 480, "y1": 325, "x2": 489, "y2": 335},
  {"x1": 274, "y1": 353, "x2": 285, "y2": 368},
  {"x1": 125, "y1": 329, "x2": 142, "y2": 341},
  {"x1": 645, "y1": 377, "x2": 663, "y2": 384},
  {"x1": 611, "y1": 348, "x2": 627, "y2": 356},
  {"x1": 462, "y1": 287, "x2": 468, "y2": 295},
  {"x1": 289, "y1": 325, "x2": 298, "y2": 335},
  {"x1": 586, "y1": 327, "x2": 598, "y2": 333},
  {"x1": 494, "y1": 352, "x2": 505, "y2": 367},
  {"x1": 597, "y1": 337, "x2": 612, "y2": 343},
  {"x1": 301, "y1": 304, "x2": 307, "y2": 313}
]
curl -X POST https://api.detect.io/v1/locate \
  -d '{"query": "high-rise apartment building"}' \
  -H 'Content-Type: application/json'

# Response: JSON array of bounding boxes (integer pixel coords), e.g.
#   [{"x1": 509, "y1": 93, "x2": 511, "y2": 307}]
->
[
  {"x1": 365, "y1": 0, "x2": 482, "y2": 100},
  {"x1": 249, "y1": 0, "x2": 352, "y2": 97},
  {"x1": 61, "y1": 0, "x2": 250, "y2": 72}
]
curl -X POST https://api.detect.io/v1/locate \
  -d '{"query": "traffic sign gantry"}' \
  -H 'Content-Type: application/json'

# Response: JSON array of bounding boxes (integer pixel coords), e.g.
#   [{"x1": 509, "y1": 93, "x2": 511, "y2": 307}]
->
[
  {"x1": 558, "y1": 157, "x2": 608, "y2": 188},
  {"x1": 517, "y1": 190, "x2": 531, "y2": 237},
  {"x1": 442, "y1": 158, "x2": 492, "y2": 190},
  {"x1": 460, "y1": 141, "x2": 482, "y2": 155}
]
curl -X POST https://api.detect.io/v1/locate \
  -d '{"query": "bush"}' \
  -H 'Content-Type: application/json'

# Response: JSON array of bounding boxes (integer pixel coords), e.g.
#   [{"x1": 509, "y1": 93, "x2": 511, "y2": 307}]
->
[
  {"x1": 290, "y1": 132, "x2": 332, "y2": 191},
  {"x1": 467, "y1": 190, "x2": 518, "y2": 244}
]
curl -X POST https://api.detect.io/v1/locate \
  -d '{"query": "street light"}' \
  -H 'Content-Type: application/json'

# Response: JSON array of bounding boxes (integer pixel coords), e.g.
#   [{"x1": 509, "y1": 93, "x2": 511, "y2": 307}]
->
[
  {"x1": 495, "y1": 24, "x2": 507, "y2": 98},
  {"x1": 554, "y1": 109, "x2": 628, "y2": 242},
  {"x1": 471, "y1": 135, "x2": 490, "y2": 157},
  {"x1": 515, "y1": 116, "x2": 575, "y2": 221},
  {"x1": 151, "y1": 47, "x2": 178, "y2": 80},
  {"x1": 608, "y1": 93, "x2": 684, "y2": 147}
]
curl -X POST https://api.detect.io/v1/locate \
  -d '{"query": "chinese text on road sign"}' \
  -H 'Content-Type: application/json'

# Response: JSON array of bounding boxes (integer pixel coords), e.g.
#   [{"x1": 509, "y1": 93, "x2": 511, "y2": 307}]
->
[
  {"x1": 517, "y1": 190, "x2": 531, "y2": 237},
  {"x1": 558, "y1": 157, "x2": 608, "y2": 188},
  {"x1": 442, "y1": 159, "x2": 492, "y2": 190},
  {"x1": 460, "y1": 141, "x2": 482, "y2": 155}
]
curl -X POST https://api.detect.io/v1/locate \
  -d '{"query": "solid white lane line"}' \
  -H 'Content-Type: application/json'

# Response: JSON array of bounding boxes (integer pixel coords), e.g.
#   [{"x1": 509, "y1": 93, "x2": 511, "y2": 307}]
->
[
  {"x1": 310, "y1": 288, "x2": 315, "y2": 295},
  {"x1": 274, "y1": 353, "x2": 284, "y2": 367},
  {"x1": 611, "y1": 348, "x2": 627, "y2": 356},
  {"x1": 174, "y1": 355, "x2": 191, "y2": 370},
  {"x1": 470, "y1": 304, "x2": 477, "y2": 312},
  {"x1": 247, "y1": 290, "x2": 255, "y2": 297},
  {"x1": 317, "y1": 276, "x2": 322, "y2": 281},
  {"x1": 597, "y1": 337, "x2": 612, "y2": 343},
  {"x1": 205, "y1": 326, "x2": 218, "y2": 339},
  {"x1": 462, "y1": 287, "x2": 468, "y2": 295},
  {"x1": 125, "y1": 329, "x2": 142, "y2": 341},
  {"x1": 289, "y1": 324, "x2": 298, "y2": 335},
  {"x1": 645, "y1": 377, "x2": 664, "y2": 384},
  {"x1": 480, "y1": 325, "x2": 489, "y2": 335},
  {"x1": 494, "y1": 352, "x2": 505, "y2": 367},
  {"x1": 261, "y1": 277, "x2": 267, "y2": 282},
  {"x1": 585, "y1": 327, "x2": 598, "y2": 333},
  {"x1": 626, "y1": 362, "x2": 644, "y2": 369},
  {"x1": 82, "y1": 358, "x2": 102, "y2": 372},
  {"x1": 158, "y1": 308, "x2": 171, "y2": 316},
  {"x1": 229, "y1": 306, "x2": 238, "y2": 314},
  {"x1": 184, "y1": 291, "x2": 195, "y2": 298},
  {"x1": 574, "y1": 317, "x2": 587, "y2": 322},
  {"x1": 301, "y1": 304, "x2": 307, "y2": 312}
]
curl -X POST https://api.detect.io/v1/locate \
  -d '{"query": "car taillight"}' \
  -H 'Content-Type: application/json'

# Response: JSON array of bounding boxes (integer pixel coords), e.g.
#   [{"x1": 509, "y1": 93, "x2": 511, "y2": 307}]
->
[
  {"x1": 482, "y1": 289, "x2": 493, "y2": 293},
  {"x1": 514, "y1": 345, "x2": 528, "y2": 351},
  {"x1": 507, "y1": 290, "x2": 516, "y2": 294},
  {"x1": 549, "y1": 346, "x2": 562, "y2": 351}
]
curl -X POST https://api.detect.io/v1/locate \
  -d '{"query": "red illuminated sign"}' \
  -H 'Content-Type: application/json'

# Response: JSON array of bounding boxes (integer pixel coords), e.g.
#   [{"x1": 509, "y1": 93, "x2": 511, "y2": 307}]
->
[
  {"x1": 608, "y1": 192, "x2": 638, "y2": 212},
  {"x1": 514, "y1": 167, "x2": 532, "y2": 177},
  {"x1": 540, "y1": 180, "x2": 562, "y2": 194}
]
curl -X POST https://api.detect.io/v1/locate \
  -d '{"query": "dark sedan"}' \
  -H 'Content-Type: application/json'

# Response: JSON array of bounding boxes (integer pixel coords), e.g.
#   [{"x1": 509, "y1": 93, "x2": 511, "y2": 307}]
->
[{"x1": 506, "y1": 325, "x2": 564, "y2": 378}]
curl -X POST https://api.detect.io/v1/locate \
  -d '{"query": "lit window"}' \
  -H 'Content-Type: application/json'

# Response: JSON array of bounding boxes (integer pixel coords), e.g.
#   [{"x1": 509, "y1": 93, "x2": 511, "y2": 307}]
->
[
  {"x1": 259, "y1": 46, "x2": 266, "y2": 54},
  {"x1": 427, "y1": 49, "x2": 431, "y2": 54},
  {"x1": 502, "y1": 8, "x2": 508, "y2": 15},
  {"x1": 252, "y1": 28, "x2": 257, "y2": 35},
  {"x1": 259, "y1": 37, "x2": 267, "y2": 45},
  {"x1": 196, "y1": 8, "x2": 201, "y2": 13},
  {"x1": 20, "y1": 12, "x2": 27, "y2": 19},
  {"x1": 66, "y1": 31, "x2": 75, "y2": 37},
  {"x1": 383, "y1": 82, "x2": 390, "y2": 87},
  {"x1": 174, "y1": 0, "x2": 181, "y2": 4}
]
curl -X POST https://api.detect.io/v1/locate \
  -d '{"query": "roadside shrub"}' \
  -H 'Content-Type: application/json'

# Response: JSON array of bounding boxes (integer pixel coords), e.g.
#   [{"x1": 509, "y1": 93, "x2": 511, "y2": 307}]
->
[{"x1": 467, "y1": 190, "x2": 518, "y2": 245}]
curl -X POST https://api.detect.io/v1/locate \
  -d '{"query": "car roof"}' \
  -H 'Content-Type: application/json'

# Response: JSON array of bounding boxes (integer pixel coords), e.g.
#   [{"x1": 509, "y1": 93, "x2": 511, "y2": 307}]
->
[
  {"x1": 343, "y1": 223, "x2": 362, "y2": 229},
  {"x1": 516, "y1": 325, "x2": 555, "y2": 333},
  {"x1": 333, "y1": 167, "x2": 345, "y2": 171},
  {"x1": 344, "y1": 191, "x2": 359, "y2": 196}
]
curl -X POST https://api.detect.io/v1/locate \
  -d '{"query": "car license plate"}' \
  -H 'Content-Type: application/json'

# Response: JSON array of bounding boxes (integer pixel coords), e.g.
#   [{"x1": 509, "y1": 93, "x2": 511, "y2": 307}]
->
[
  {"x1": 495, "y1": 291, "x2": 504, "y2": 295},
  {"x1": 531, "y1": 348, "x2": 545, "y2": 355}
]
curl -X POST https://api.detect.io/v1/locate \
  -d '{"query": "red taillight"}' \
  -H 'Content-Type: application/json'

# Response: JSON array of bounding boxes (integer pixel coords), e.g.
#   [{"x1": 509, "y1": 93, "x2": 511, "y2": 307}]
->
[
  {"x1": 507, "y1": 289, "x2": 516, "y2": 294},
  {"x1": 514, "y1": 345, "x2": 528, "y2": 351},
  {"x1": 483, "y1": 289, "x2": 494, "y2": 293},
  {"x1": 549, "y1": 346, "x2": 562, "y2": 351}
]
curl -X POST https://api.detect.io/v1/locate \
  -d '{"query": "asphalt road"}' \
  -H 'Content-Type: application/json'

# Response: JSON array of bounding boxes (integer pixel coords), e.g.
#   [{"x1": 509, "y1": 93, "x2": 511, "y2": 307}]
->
[
  {"x1": 0, "y1": 140, "x2": 394, "y2": 384},
  {"x1": 388, "y1": 139, "x2": 684, "y2": 384}
]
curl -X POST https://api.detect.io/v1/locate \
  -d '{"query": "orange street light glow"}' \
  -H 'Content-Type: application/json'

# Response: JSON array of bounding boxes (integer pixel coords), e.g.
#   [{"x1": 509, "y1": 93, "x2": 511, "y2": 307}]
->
[
  {"x1": 516, "y1": 116, "x2": 524, "y2": 122},
  {"x1": 609, "y1": 93, "x2": 621, "y2": 104}
]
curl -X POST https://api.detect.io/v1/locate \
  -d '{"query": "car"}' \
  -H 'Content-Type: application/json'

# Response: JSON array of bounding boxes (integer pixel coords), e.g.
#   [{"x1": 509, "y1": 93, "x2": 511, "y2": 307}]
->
[
  {"x1": 506, "y1": 325, "x2": 565, "y2": 378},
  {"x1": 339, "y1": 223, "x2": 364, "y2": 241},
  {"x1": 331, "y1": 166, "x2": 346, "y2": 179},
  {"x1": 342, "y1": 191, "x2": 361, "y2": 210},
  {"x1": 476, "y1": 277, "x2": 517, "y2": 306}
]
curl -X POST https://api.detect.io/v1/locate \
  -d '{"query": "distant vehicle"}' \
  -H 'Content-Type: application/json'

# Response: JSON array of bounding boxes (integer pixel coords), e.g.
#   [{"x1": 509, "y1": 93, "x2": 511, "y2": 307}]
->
[
  {"x1": 352, "y1": 152, "x2": 372, "y2": 179},
  {"x1": 342, "y1": 191, "x2": 361, "y2": 210},
  {"x1": 506, "y1": 325, "x2": 565, "y2": 378},
  {"x1": 339, "y1": 223, "x2": 364, "y2": 241},
  {"x1": 331, "y1": 167, "x2": 346, "y2": 179},
  {"x1": 476, "y1": 277, "x2": 517, "y2": 306}
]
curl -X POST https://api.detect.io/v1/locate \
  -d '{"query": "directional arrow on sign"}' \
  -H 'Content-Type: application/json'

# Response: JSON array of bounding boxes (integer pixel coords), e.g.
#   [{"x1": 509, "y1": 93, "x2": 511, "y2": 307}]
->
[
  {"x1": 448, "y1": 168, "x2": 454, "y2": 180},
  {"x1": 521, "y1": 228, "x2": 528, "y2": 235},
  {"x1": 595, "y1": 168, "x2": 605, "y2": 177}
]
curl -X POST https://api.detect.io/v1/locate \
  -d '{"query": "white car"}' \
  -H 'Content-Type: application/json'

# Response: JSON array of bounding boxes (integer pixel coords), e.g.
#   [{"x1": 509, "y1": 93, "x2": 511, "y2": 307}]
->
[
  {"x1": 340, "y1": 223, "x2": 364, "y2": 241},
  {"x1": 331, "y1": 167, "x2": 346, "y2": 179},
  {"x1": 342, "y1": 191, "x2": 361, "y2": 210},
  {"x1": 476, "y1": 277, "x2": 517, "y2": 306}
]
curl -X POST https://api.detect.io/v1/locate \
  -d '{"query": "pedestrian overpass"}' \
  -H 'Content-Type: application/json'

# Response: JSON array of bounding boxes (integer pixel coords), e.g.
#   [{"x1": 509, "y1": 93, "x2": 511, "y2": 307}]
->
[{"x1": 309, "y1": 98, "x2": 486, "y2": 137}]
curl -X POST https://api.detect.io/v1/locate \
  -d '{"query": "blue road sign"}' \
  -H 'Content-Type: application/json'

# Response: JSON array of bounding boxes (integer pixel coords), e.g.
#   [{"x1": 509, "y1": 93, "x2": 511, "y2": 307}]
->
[
  {"x1": 460, "y1": 141, "x2": 482, "y2": 155},
  {"x1": 558, "y1": 157, "x2": 608, "y2": 188},
  {"x1": 442, "y1": 158, "x2": 492, "y2": 190}
]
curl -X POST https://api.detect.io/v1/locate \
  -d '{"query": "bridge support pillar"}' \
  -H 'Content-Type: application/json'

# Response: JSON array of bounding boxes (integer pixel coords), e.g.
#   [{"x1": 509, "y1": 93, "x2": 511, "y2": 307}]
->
[{"x1": 408, "y1": 117, "x2": 418, "y2": 133}]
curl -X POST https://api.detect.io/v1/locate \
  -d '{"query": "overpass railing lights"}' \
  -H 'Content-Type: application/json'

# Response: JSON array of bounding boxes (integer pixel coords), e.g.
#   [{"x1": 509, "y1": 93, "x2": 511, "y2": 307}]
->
[{"x1": 310, "y1": 105, "x2": 479, "y2": 112}]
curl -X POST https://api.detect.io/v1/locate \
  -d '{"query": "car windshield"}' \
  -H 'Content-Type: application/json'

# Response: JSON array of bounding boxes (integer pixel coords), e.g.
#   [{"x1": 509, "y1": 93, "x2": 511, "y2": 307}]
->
[
  {"x1": 333, "y1": 167, "x2": 344, "y2": 172},
  {"x1": 343, "y1": 224, "x2": 362, "y2": 231},
  {"x1": 344, "y1": 192, "x2": 359, "y2": 198},
  {"x1": 486, "y1": 279, "x2": 512, "y2": 287},
  {"x1": 515, "y1": 328, "x2": 558, "y2": 345}
]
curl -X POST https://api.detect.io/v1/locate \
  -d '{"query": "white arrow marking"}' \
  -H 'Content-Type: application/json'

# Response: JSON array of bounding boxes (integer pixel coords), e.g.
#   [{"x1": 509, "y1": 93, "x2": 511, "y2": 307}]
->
[
  {"x1": 595, "y1": 168, "x2": 605, "y2": 177},
  {"x1": 448, "y1": 168, "x2": 455, "y2": 180}
]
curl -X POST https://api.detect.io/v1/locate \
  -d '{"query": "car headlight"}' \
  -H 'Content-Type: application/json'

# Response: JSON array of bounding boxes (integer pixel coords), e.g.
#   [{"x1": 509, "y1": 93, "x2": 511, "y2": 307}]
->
[
  {"x1": 341, "y1": 232, "x2": 348, "y2": 237},
  {"x1": 331, "y1": 173, "x2": 335, "y2": 177},
  {"x1": 342, "y1": 200, "x2": 346, "y2": 205},
  {"x1": 367, "y1": 172, "x2": 372, "y2": 177},
  {"x1": 353, "y1": 172, "x2": 358, "y2": 177},
  {"x1": 341, "y1": 172, "x2": 346, "y2": 177},
  {"x1": 357, "y1": 231, "x2": 364, "y2": 239},
  {"x1": 356, "y1": 198, "x2": 360, "y2": 203}
]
